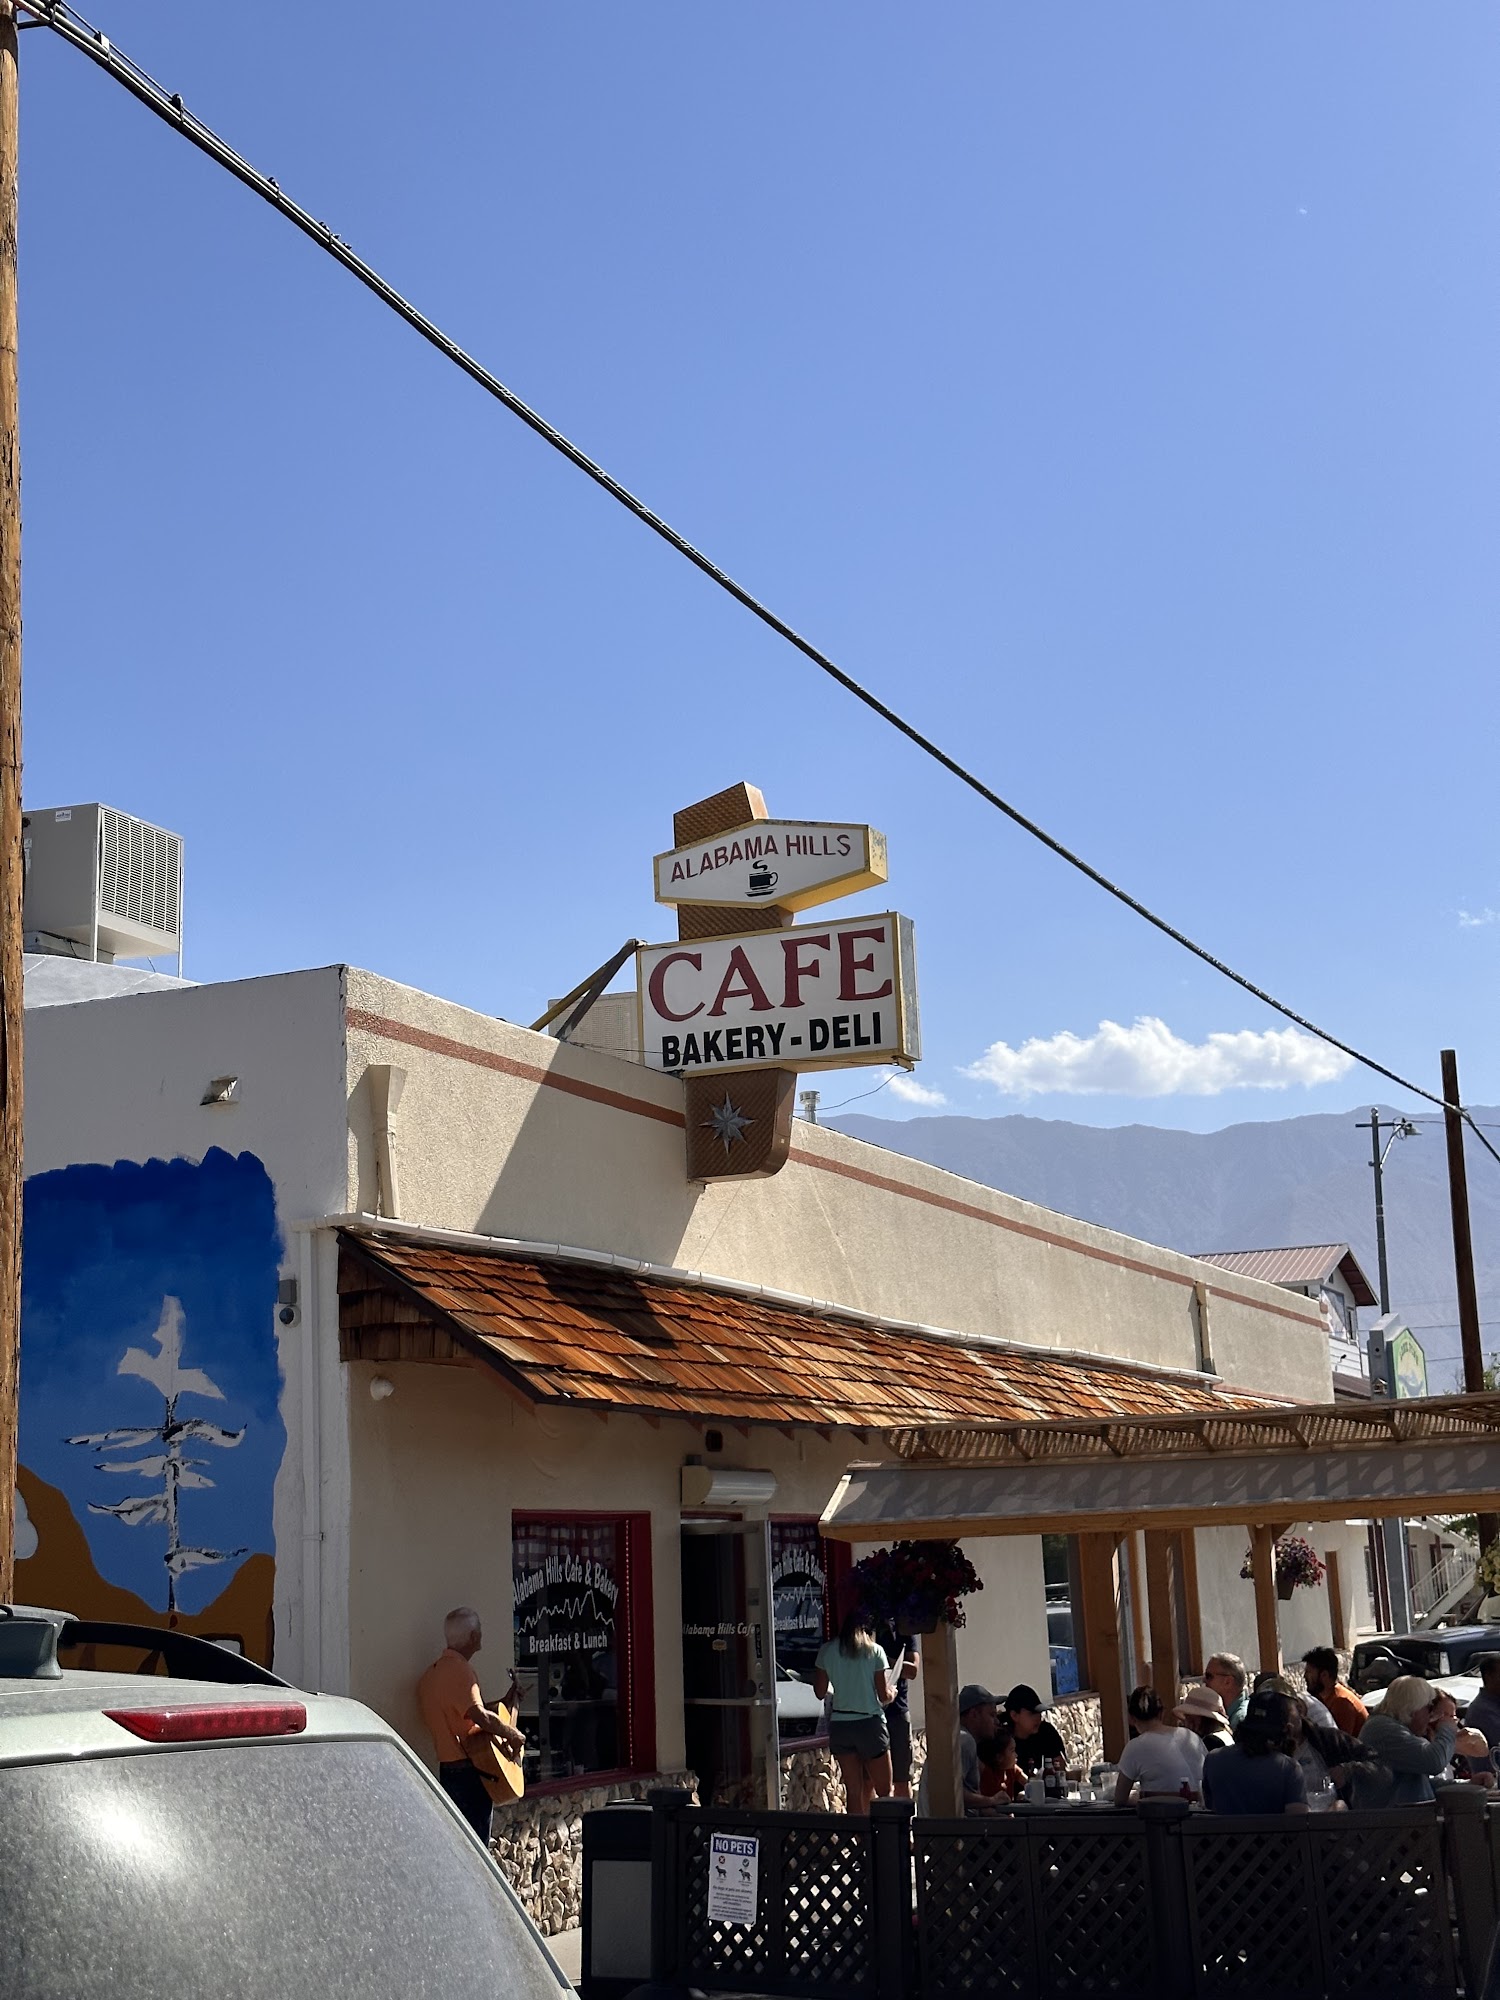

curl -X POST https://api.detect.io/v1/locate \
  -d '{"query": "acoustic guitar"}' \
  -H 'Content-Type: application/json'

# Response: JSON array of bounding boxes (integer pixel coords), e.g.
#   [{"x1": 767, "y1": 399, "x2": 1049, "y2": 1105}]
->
[{"x1": 467, "y1": 1669, "x2": 526, "y2": 1805}]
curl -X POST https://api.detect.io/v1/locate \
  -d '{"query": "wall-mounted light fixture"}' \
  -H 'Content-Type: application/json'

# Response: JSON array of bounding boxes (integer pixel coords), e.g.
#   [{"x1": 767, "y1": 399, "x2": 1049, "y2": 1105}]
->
[
  {"x1": 201, "y1": 1075, "x2": 240, "y2": 1106},
  {"x1": 370, "y1": 1376, "x2": 395, "y2": 1402}
]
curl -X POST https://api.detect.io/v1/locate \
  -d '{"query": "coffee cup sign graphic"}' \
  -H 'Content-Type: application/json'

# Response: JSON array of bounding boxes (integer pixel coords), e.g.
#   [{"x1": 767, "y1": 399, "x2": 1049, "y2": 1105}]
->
[{"x1": 653, "y1": 818, "x2": 888, "y2": 914}]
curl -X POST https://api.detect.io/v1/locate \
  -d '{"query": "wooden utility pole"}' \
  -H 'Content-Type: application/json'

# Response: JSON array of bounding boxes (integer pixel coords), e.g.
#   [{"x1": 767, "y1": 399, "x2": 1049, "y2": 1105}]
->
[
  {"x1": 1442, "y1": 1050, "x2": 1485, "y2": 1393},
  {"x1": 0, "y1": 0, "x2": 19, "y2": 1607},
  {"x1": 1441, "y1": 1049, "x2": 1494, "y2": 1554}
]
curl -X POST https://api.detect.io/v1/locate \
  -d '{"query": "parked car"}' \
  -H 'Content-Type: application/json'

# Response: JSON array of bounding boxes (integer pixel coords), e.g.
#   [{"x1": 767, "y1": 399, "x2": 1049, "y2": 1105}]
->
[
  {"x1": 1351, "y1": 1627, "x2": 1500, "y2": 1714},
  {"x1": 0, "y1": 1604, "x2": 571, "y2": 2000},
  {"x1": 1047, "y1": 1603, "x2": 1080, "y2": 1698},
  {"x1": 776, "y1": 1661, "x2": 827, "y2": 1737}
]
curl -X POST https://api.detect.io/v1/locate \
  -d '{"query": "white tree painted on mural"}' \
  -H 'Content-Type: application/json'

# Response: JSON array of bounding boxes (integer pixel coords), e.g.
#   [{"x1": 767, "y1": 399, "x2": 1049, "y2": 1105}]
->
[{"x1": 68, "y1": 1295, "x2": 247, "y2": 1614}]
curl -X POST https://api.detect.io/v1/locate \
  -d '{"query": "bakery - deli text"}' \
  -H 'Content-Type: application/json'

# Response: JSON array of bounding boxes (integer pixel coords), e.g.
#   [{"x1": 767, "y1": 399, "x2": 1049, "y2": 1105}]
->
[{"x1": 637, "y1": 912, "x2": 919, "y2": 1077}]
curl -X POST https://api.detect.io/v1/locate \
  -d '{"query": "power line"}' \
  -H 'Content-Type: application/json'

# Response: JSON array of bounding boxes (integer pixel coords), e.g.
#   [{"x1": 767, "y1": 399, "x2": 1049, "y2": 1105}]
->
[
  {"x1": 21, "y1": 0, "x2": 1500, "y2": 1168},
  {"x1": 816, "y1": 1070, "x2": 903, "y2": 1115}
]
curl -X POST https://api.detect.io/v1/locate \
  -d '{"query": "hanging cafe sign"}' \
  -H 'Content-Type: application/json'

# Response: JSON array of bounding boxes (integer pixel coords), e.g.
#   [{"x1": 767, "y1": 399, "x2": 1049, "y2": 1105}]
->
[
  {"x1": 637, "y1": 782, "x2": 921, "y2": 1183},
  {"x1": 640, "y1": 914, "x2": 918, "y2": 1076}
]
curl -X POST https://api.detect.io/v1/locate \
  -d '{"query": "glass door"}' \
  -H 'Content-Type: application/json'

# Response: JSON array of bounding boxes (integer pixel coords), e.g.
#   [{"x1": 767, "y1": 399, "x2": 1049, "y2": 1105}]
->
[{"x1": 680, "y1": 1518, "x2": 781, "y2": 1808}]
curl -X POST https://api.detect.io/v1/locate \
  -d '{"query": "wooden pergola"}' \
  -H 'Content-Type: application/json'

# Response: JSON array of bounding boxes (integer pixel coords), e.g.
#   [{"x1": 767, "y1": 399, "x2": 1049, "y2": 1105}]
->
[{"x1": 820, "y1": 1390, "x2": 1500, "y2": 1814}]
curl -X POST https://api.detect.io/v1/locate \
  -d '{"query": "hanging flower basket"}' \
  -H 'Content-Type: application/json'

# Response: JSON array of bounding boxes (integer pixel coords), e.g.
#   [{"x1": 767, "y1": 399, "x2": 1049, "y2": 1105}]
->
[
  {"x1": 1241, "y1": 1535, "x2": 1326, "y2": 1598},
  {"x1": 848, "y1": 1537, "x2": 983, "y2": 1633}
]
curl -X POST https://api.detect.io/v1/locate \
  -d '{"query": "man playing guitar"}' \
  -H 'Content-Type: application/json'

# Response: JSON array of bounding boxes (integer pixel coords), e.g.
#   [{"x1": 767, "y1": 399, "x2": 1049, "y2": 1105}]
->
[{"x1": 417, "y1": 1607, "x2": 526, "y2": 1841}]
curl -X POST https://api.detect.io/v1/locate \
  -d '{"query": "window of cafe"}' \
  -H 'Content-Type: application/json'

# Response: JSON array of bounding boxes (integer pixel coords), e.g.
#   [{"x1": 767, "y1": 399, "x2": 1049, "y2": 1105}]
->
[
  {"x1": 1043, "y1": 1533, "x2": 1089, "y2": 1701},
  {"x1": 771, "y1": 1517, "x2": 846, "y2": 1743},
  {"x1": 512, "y1": 1514, "x2": 654, "y2": 1787}
]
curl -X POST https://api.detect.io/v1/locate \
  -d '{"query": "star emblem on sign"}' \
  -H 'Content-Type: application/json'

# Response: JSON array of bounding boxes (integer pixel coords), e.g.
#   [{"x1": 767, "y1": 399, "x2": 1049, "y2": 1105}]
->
[{"x1": 705, "y1": 1094, "x2": 753, "y2": 1154}]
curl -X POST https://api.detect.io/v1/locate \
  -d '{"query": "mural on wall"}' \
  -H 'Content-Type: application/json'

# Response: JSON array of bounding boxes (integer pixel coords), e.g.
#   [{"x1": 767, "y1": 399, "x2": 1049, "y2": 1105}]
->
[
  {"x1": 14, "y1": 1148, "x2": 284, "y2": 1664},
  {"x1": 67, "y1": 1296, "x2": 249, "y2": 1615}
]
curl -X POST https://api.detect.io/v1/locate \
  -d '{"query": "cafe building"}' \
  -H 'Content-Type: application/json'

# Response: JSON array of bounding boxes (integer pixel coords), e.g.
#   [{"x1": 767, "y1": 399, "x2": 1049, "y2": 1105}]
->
[{"x1": 11, "y1": 791, "x2": 1376, "y2": 1928}]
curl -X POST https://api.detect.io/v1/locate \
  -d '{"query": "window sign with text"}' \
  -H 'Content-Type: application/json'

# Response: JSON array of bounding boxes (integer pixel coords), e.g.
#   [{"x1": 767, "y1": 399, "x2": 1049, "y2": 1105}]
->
[
  {"x1": 513, "y1": 1518, "x2": 626, "y2": 1783},
  {"x1": 771, "y1": 1519, "x2": 832, "y2": 1741}
]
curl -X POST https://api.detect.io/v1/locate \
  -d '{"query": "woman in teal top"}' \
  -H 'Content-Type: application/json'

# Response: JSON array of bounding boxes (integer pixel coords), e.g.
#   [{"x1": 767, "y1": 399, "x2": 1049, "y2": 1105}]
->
[{"x1": 814, "y1": 1613, "x2": 895, "y2": 1814}]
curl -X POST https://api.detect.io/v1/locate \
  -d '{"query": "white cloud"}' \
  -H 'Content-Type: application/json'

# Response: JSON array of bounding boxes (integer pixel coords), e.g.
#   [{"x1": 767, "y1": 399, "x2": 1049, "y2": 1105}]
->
[
  {"x1": 1458, "y1": 908, "x2": 1500, "y2": 929},
  {"x1": 964, "y1": 1015, "x2": 1353, "y2": 1099},
  {"x1": 887, "y1": 1073, "x2": 947, "y2": 1107}
]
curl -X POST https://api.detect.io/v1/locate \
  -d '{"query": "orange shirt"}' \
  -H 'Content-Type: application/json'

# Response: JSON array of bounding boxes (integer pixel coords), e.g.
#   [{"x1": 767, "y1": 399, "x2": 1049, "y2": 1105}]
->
[
  {"x1": 417, "y1": 1647, "x2": 483, "y2": 1764},
  {"x1": 1324, "y1": 1683, "x2": 1369, "y2": 1737}
]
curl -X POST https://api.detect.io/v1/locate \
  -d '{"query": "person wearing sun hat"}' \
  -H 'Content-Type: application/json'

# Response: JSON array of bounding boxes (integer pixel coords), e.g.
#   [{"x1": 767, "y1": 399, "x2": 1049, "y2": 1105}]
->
[
  {"x1": 1176, "y1": 1683, "x2": 1235, "y2": 1755},
  {"x1": 1004, "y1": 1683, "x2": 1068, "y2": 1777}
]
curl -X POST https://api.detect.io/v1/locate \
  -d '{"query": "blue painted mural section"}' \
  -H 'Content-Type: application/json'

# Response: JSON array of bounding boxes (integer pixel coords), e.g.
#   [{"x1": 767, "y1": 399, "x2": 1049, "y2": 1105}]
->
[{"x1": 20, "y1": 1148, "x2": 284, "y2": 1615}]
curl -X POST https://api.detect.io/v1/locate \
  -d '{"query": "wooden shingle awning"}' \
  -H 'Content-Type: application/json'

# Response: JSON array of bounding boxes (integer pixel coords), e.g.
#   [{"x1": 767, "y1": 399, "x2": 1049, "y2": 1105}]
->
[{"x1": 335, "y1": 1225, "x2": 1281, "y2": 1434}]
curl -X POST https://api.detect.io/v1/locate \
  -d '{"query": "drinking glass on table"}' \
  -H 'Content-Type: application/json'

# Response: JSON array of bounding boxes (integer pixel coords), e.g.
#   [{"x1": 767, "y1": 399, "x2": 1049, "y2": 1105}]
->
[{"x1": 1306, "y1": 1774, "x2": 1338, "y2": 1812}]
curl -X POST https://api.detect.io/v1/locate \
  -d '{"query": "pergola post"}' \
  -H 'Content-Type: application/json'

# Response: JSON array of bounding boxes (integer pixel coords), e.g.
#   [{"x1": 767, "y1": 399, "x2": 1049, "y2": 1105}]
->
[
  {"x1": 1125, "y1": 1532, "x2": 1148, "y2": 1683},
  {"x1": 1177, "y1": 1528, "x2": 1203, "y2": 1675},
  {"x1": 1250, "y1": 1524, "x2": 1281, "y2": 1674},
  {"x1": 1144, "y1": 1528, "x2": 1179, "y2": 1709},
  {"x1": 1327, "y1": 1548, "x2": 1347, "y2": 1651},
  {"x1": 922, "y1": 1614, "x2": 962, "y2": 1818},
  {"x1": 1079, "y1": 1531, "x2": 1128, "y2": 1759}
]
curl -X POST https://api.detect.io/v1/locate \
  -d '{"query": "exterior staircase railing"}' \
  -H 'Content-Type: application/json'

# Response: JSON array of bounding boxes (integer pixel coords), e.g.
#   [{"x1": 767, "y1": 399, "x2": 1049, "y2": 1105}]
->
[{"x1": 1411, "y1": 1544, "x2": 1478, "y2": 1628}]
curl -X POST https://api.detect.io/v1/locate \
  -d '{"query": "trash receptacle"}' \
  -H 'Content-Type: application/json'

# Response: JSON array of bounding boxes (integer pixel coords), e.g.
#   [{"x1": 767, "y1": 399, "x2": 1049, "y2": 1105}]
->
[{"x1": 581, "y1": 1803, "x2": 653, "y2": 2000}]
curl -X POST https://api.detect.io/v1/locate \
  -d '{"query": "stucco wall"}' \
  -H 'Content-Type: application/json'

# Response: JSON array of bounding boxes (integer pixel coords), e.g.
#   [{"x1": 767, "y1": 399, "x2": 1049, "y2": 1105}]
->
[
  {"x1": 949, "y1": 1537, "x2": 1053, "y2": 1708},
  {"x1": 343, "y1": 968, "x2": 1332, "y2": 1403},
  {"x1": 1190, "y1": 1520, "x2": 1375, "y2": 1674},
  {"x1": 345, "y1": 1354, "x2": 883, "y2": 1768}
]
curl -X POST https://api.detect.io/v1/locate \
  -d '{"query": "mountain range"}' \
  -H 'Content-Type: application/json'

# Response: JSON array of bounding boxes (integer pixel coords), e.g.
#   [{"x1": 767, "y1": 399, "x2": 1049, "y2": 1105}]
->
[{"x1": 830, "y1": 1104, "x2": 1500, "y2": 1393}]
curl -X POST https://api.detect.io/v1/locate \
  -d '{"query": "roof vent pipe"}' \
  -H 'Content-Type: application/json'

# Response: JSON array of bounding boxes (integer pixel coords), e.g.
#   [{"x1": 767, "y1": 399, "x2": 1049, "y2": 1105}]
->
[{"x1": 367, "y1": 1065, "x2": 407, "y2": 1221}]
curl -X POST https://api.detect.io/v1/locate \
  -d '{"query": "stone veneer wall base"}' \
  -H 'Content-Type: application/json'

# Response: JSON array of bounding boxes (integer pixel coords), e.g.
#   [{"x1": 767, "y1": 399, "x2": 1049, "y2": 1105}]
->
[
  {"x1": 489, "y1": 1739, "x2": 931, "y2": 1935},
  {"x1": 490, "y1": 1770, "x2": 697, "y2": 1935}
]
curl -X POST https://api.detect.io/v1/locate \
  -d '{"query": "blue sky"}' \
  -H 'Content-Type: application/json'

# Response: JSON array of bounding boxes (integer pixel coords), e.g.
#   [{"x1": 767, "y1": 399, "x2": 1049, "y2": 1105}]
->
[{"x1": 16, "y1": 3, "x2": 1499, "y2": 1132}]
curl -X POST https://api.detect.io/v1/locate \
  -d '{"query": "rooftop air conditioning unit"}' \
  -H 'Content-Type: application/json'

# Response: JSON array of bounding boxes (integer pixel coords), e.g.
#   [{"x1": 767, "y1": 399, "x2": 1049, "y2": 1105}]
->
[{"x1": 22, "y1": 803, "x2": 184, "y2": 971}]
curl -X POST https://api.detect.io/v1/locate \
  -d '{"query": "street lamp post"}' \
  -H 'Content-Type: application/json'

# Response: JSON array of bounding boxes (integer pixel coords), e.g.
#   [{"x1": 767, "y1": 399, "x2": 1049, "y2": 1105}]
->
[
  {"x1": 1356, "y1": 1109, "x2": 1418, "y2": 1636},
  {"x1": 1358, "y1": 1109, "x2": 1418, "y2": 1324}
]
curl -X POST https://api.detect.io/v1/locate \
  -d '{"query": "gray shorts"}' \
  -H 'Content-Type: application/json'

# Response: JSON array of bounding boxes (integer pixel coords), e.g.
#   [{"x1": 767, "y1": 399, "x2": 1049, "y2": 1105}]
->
[{"x1": 830, "y1": 1713, "x2": 890, "y2": 1763}]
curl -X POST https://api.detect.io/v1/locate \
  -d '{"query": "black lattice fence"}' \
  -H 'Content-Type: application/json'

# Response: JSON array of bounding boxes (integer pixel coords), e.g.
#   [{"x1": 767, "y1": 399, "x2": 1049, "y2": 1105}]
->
[
  {"x1": 914, "y1": 1808, "x2": 1168, "y2": 2000},
  {"x1": 612, "y1": 1785, "x2": 1500, "y2": 2000},
  {"x1": 669, "y1": 1801, "x2": 889, "y2": 1998},
  {"x1": 1178, "y1": 1809, "x2": 1455, "y2": 2000}
]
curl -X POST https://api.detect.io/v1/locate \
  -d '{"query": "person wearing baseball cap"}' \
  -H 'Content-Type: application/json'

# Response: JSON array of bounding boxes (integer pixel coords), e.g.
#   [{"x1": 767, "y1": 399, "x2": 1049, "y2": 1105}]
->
[
  {"x1": 1004, "y1": 1683, "x2": 1067, "y2": 1777},
  {"x1": 957, "y1": 1683, "x2": 1003, "y2": 1815}
]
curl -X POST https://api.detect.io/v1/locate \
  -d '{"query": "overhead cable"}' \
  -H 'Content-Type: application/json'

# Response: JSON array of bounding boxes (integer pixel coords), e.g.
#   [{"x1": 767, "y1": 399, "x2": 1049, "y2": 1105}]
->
[{"x1": 21, "y1": 0, "x2": 1500, "y2": 1157}]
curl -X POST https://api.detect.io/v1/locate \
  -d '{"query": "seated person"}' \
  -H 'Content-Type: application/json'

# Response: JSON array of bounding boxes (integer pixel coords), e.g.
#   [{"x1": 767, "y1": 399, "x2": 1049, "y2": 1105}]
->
[
  {"x1": 977, "y1": 1718, "x2": 1027, "y2": 1801},
  {"x1": 1460, "y1": 1653, "x2": 1500, "y2": 1754},
  {"x1": 1356, "y1": 1677, "x2": 1486, "y2": 1806},
  {"x1": 1202, "y1": 1691, "x2": 1307, "y2": 1815},
  {"x1": 1301, "y1": 1646, "x2": 1368, "y2": 1738},
  {"x1": 1253, "y1": 1667, "x2": 1336, "y2": 1733},
  {"x1": 956, "y1": 1684, "x2": 1003, "y2": 1815},
  {"x1": 1175, "y1": 1684, "x2": 1234, "y2": 1754},
  {"x1": 1005, "y1": 1683, "x2": 1067, "y2": 1776},
  {"x1": 1113, "y1": 1687, "x2": 1202, "y2": 1803}
]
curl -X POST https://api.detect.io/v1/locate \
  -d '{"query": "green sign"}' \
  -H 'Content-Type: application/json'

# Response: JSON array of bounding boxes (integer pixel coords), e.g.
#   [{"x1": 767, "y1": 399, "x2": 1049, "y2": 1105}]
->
[{"x1": 1390, "y1": 1327, "x2": 1428, "y2": 1400}]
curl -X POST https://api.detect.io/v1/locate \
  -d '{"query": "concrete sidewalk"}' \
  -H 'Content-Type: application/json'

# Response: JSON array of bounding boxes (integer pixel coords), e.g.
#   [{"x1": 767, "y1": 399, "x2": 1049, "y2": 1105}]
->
[{"x1": 548, "y1": 1925, "x2": 582, "y2": 1988}]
